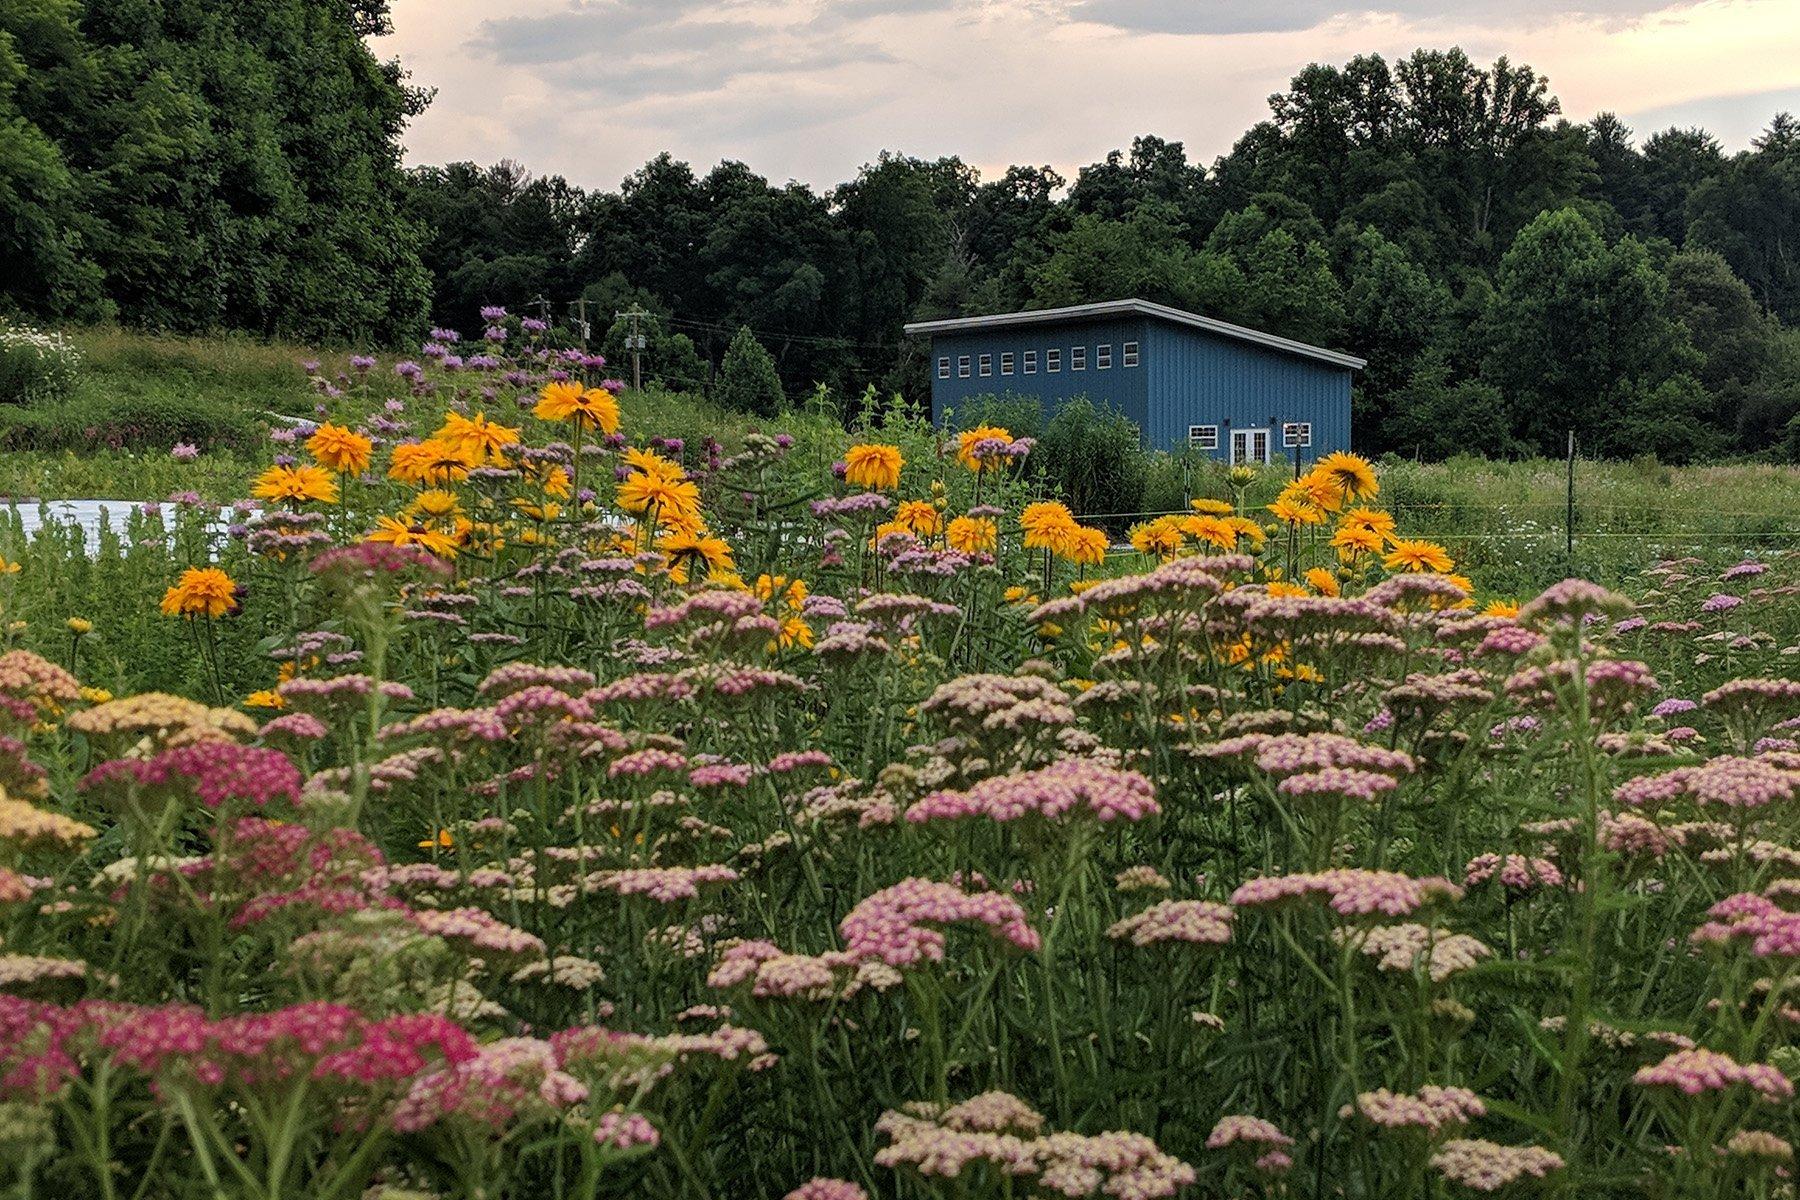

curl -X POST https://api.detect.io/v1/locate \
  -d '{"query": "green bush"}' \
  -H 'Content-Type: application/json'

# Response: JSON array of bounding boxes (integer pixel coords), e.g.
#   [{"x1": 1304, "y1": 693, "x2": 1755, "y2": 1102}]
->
[
  {"x1": 1033, "y1": 395, "x2": 1147, "y2": 520},
  {"x1": 714, "y1": 326, "x2": 785, "y2": 417},
  {"x1": 0, "y1": 389, "x2": 261, "y2": 454},
  {"x1": 0, "y1": 322, "x2": 82, "y2": 404},
  {"x1": 942, "y1": 392, "x2": 1047, "y2": 439}
]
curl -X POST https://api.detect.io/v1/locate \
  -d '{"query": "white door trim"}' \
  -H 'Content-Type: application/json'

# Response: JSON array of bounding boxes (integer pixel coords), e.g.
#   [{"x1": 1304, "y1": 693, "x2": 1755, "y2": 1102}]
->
[{"x1": 1231, "y1": 427, "x2": 1272, "y2": 465}]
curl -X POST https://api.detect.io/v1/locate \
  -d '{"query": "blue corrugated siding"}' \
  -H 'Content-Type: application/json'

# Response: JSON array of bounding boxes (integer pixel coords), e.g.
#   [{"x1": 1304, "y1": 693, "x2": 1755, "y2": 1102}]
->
[
  {"x1": 927, "y1": 317, "x2": 1149, "y2": 432},
  {"x1": 926, "y1": 313, "x2": 1352, "y2": 460},
  {"x1": 1141, "y1": 323, "x2": 1352, "y2": 460}
]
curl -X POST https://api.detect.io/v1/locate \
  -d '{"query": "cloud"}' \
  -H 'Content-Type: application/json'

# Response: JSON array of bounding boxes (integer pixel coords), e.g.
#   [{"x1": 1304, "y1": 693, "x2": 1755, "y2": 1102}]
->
[
  {"x1": 388, "y1": 0, "x2": 1800, "y2": 189},
  {"x1": 1066, "y1": 0, "x2": 1706, "y2": 36},
  {"x1": 471, "y1": 1, "x2": 898, "y2": 101}
]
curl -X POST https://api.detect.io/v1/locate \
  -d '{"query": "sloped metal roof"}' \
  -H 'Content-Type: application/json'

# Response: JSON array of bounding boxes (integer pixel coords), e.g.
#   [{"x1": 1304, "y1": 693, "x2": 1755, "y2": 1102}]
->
[{"x1": 903, "y1": 298, "x2": 1366, "y2": 370}]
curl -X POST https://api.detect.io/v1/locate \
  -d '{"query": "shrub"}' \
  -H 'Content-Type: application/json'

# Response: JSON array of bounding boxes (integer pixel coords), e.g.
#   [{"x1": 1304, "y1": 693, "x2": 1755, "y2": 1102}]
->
[
  {"x1": 0, "y1": 321, "x2": 82, "y2": 404},
  {"x1": 1033, "y1": 394, "x2": 1147, "y2": 519},
  {"x1": 714, "y1": 325, "x2": 784, "y2": 416},
  {"x1": 0, "y1": 389, "x2": 260, "y2": 453}
]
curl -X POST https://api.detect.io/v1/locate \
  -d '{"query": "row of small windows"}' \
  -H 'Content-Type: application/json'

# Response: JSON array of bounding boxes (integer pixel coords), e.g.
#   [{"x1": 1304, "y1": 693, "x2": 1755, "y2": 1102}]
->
[{"x1": 939, "y1": 341, "x2": 1140, "y2": 380}]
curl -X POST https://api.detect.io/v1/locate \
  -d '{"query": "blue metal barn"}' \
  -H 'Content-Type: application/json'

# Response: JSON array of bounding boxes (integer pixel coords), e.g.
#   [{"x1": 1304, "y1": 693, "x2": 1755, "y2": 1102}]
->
[{"x1": 904, "y1": 299, "x2": 1364, "y2": 463}]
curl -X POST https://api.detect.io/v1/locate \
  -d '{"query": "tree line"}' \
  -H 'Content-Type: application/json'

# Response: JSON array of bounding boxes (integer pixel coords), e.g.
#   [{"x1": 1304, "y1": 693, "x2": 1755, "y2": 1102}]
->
[{"x1": 3, "y1": 1, "x2": 1798, "y2": 460}]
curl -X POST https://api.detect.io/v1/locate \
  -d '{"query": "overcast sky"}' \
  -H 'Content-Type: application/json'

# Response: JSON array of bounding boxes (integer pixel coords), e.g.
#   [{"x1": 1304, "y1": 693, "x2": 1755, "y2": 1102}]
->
[{"x1": 380, "y1": 0, "x2": 1800, "y2": 190}]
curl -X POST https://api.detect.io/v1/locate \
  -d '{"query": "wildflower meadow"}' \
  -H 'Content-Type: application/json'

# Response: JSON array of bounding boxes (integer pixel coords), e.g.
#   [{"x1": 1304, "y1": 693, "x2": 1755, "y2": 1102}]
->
[{"x1": 0, "y1": 317, "x2": 1798, "y2": 1200}]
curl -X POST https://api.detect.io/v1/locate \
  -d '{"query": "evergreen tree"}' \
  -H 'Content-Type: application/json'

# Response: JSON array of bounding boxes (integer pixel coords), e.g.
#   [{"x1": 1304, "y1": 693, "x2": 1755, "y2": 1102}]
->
[{"x1": 715, "y1": 325, "x2": 784, "y2": 416}]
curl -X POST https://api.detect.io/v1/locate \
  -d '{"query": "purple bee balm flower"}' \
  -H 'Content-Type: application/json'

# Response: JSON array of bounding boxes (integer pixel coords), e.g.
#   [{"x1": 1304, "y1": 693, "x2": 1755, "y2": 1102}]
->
[
  {"x1": 394, "y1": 360, "x2": 424, "y2": 379},
  {"x1": 520, "y1": 317, "x2": 547, "y2": 333},
  {"x1": 600, "y1": 378, "x2": 625, "y2": 393},
  {"x1": 775, "y1": 433, "x2": 794, "y2": 448},
  {"x1": 480, "y1": 305, "x2": 508, "y2": 321},
  {"x1": 429, "y1": 327, "x2": 460, "y2": 343},
  {"x1": 170, "y1": 442, "x2": 199, "y2": 461},
  {"x1": 166, "y1": 490, "x2": 202, "y2": 507},
  {"x1": 349, "y1": 355, "x2": 377, "y2": 371},
  {"x1": 299, "y1": 359, "x2": 320, "y2": 375}
]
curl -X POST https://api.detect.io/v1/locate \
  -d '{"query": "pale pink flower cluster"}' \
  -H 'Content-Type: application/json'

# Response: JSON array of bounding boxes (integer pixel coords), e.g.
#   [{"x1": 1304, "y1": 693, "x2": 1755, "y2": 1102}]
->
[
  {"x1": 1230, "y1": 869, "x2": 1463, "y2": 918},
  {"x1": 906, "y1": 759, "x2": 1158, "y2": 825},
  {"x1": 1222, "y1": 732, "x2": 1415, "y2": 780},
  {"x1": 919, "y1": 673, "x2": 1076, "y2": 741},
  {"x1": 1633, "y1": 1048, "x2": 1794, "y2": 1102},
  {"x1": 392, "y1": 1037, "x2": 587, "y2": 1132},
  {"x1": 704, "y1": 941, "x2": 891, "y2": 1001},
  {"x1": 1349, "y1": 924, "x2": 1492, "y2": 982},
  {"x1": 1277, "y1": 767, "x2": 1401, "y2": 804},
  {"x1": 0, "y1": 954, "x2": 101, "y2": 989},
  {"x1": 1613, "y1": 756, "x2": 1798, "y2": 810},
  {"x1": 593, "y1": 1109, "x2": 660, "y2": 1149},
  {"x1": 590, "y1": 864, "x2": 738, "y2": 903},
  {"x1": 407, "y1": 907, "x2": 545, "y2": 958},
  {"x1": 1106, "y1": 900, "x2": 1234, "y2": 947},
  {"x1": 839, "y1": 879, "x2": 1041, "y2": 967},
  {"x1": 1429, "y1": 1139, "x2": 1564, "y2": 1191},
  {"x1": 608, "y1": 748, "x2": 690, "y2": 779},
  {"x1": 493, "y1": 685, "x2": 592, "y2": 728},
  {"x1": 765, "y1": 749, "x2": 834, "y2": 775},
  {"x1": 380, "y1": 706, "x2": 508, "y2": 743},
  {"x1": 476, "y1": 662, "x2": 596, "y2": 700},
  {"x1": 783, "y1": 1179, "x2": 867, "y2": 1200},
  {"x1": 1463, "y1": 853, "x2": 1564, "y2": 891},
  {"x1": 1517, "y1": 578, "x2": 1632, "y2": 626},
  {"x1": 1206, "y1": 1114, "x2": 1292, "y2": 1150},
  {"x1": 875, "y1": 1094, "x2": 1194, "y2": 1199},
  {"x1": 1600, "y1": 811, "x2": 1670, "y2": 859},
  {"x1": 1340, "y1": 1085, "x2": 1485, "y2": 1132}
]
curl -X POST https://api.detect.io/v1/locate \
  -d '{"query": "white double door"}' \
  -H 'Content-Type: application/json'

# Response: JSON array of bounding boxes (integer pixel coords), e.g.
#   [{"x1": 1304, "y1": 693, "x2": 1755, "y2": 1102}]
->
[{"x1": 1230, "y1": 427, "x2": 1272, "y2": 465}]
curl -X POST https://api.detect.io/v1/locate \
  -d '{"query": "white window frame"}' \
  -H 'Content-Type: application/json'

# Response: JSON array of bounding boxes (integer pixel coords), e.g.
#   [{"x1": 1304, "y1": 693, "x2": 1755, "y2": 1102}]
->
[
  {"x1": 1123, "y1": 341, "x2": 1139, "y2": 367},
  {"x1": 1231, "y1": 427, "x2": 1273, "y2": 465},
  {"x1": 1071, "y1": 346, "x2": 1087, "y2": 371},
  {"x1": 938, "y1": 357, "x2": 951, "y2": 379},
  {"x1": 1189, "y1": 425, "x2": 1219, "y2": 450},
  {"x1": 1096, "y1": 344, "x2": 1112, "y2": 370},
  {"x1": 1000, "y1": 351, "x2": 1015, "y2": 376},
  {"x1": 1282, "y1": 422, "x2": 1313, "y2": 448},
  {"x1": 1046, "y1": 348, "x2": 1061, "y2": 373},
  {"x1": 978, "y1": 353, "x2": 992, "y2": 377},
  {"x1": 1023, "y1": 350, "x2": 1037, "y2": 374}
]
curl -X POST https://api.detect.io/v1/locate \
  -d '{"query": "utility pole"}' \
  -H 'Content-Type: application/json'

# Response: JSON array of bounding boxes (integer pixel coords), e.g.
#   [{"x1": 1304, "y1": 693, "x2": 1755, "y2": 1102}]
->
[
  {"x1": 529, "y1": 294, "x2": 551, "y2": 325},
  {"x1": 615, "y1": 304, "x2": 652, "y2": 392},
  {"x1": 570, "y1": 298, "x2": 592, "y2": 346}
]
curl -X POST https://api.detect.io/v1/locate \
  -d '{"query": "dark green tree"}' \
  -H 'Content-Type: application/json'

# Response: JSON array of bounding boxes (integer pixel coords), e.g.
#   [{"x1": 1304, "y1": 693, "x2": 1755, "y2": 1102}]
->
[
  {"x1": 1482, "y1": 207, "x2": 1701, "y2": 456},
  {"x1": 715, "y1": 325, "x2": 784, "y2": 416}
]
